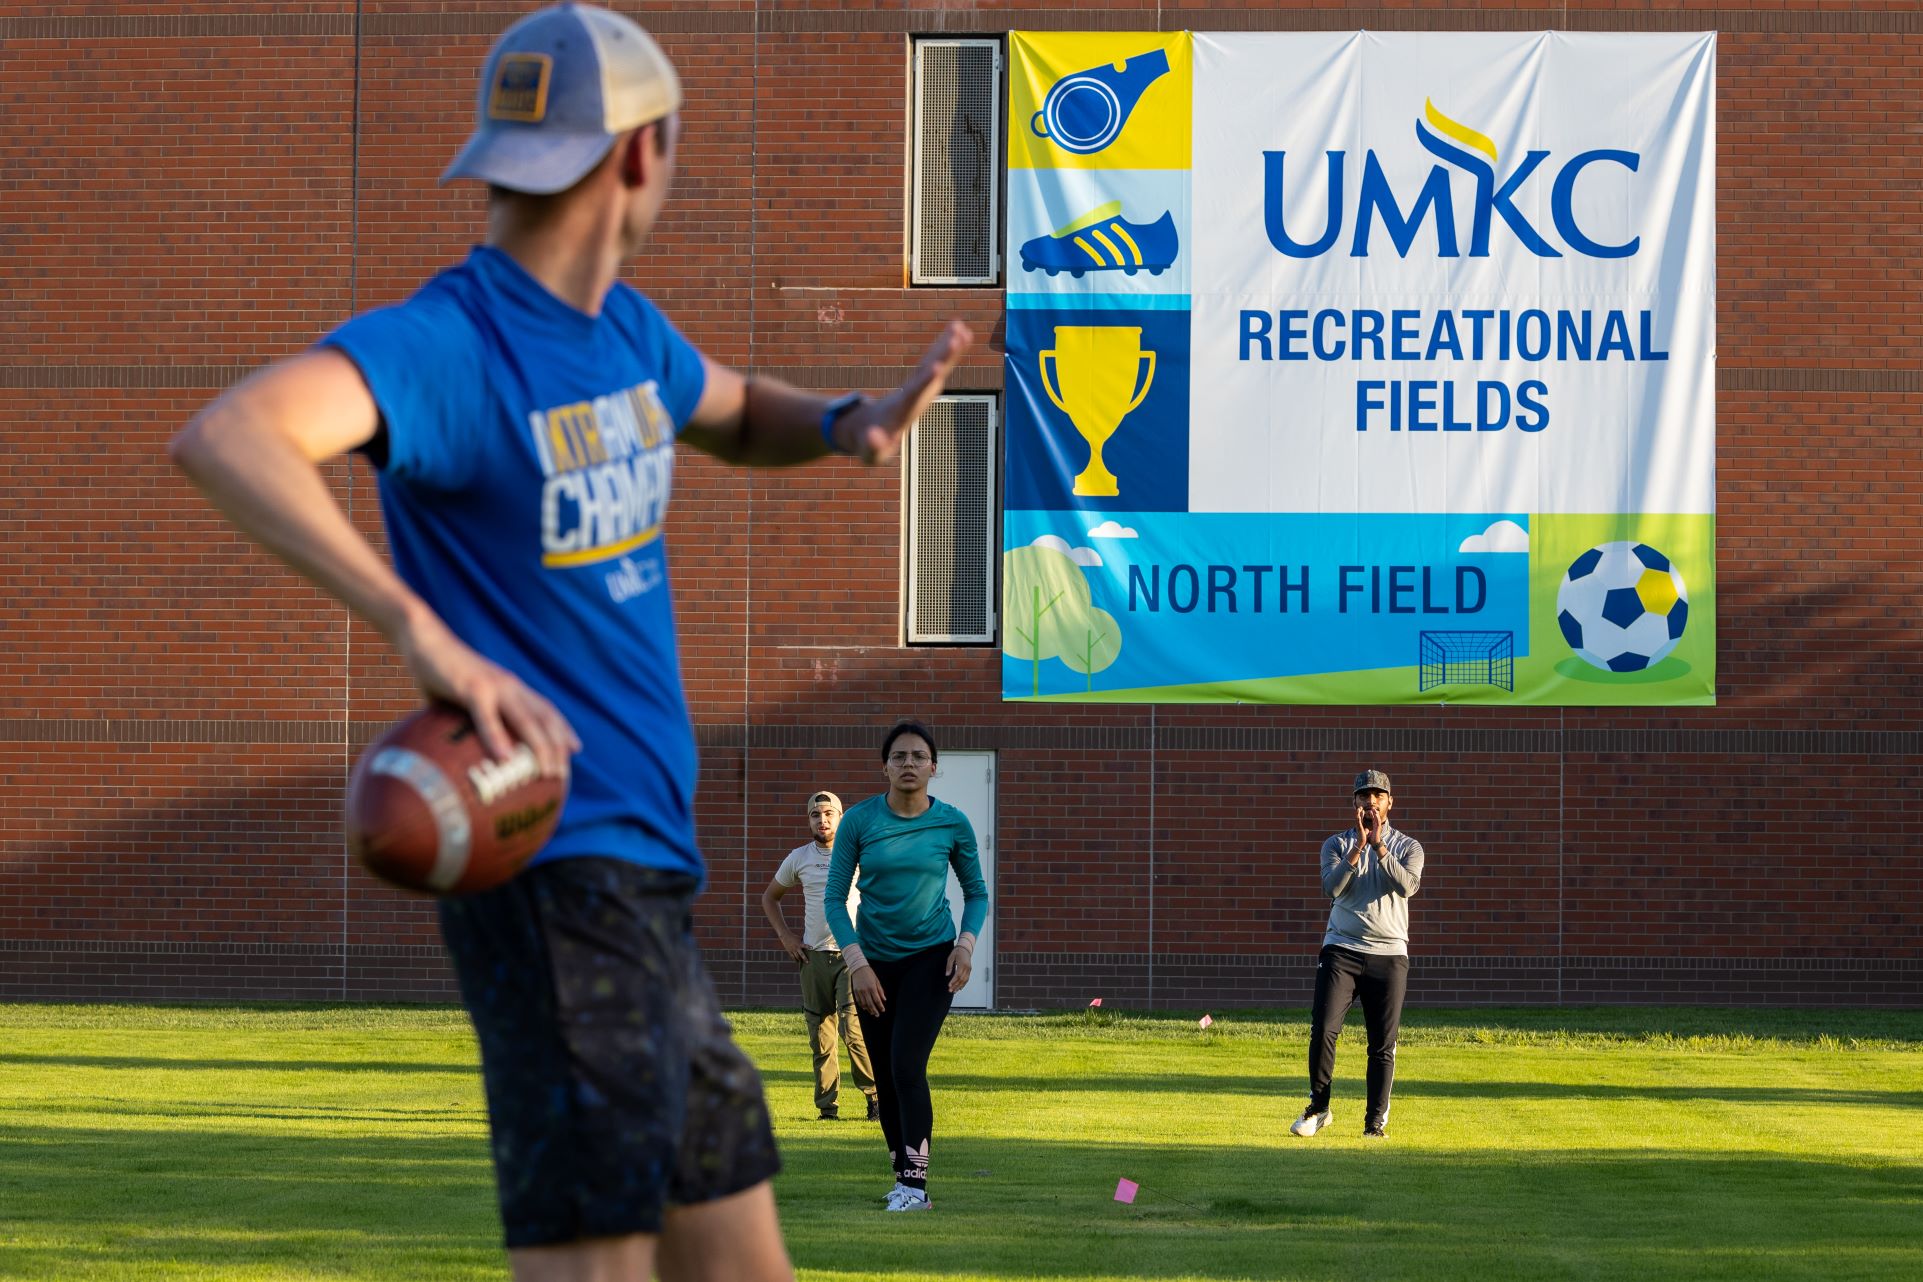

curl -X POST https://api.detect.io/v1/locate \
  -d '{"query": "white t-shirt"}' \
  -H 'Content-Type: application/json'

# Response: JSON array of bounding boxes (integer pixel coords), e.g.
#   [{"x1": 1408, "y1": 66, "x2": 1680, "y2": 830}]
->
[{"x1": 773, "y1": 842, "x2": 861, "y2": 950}]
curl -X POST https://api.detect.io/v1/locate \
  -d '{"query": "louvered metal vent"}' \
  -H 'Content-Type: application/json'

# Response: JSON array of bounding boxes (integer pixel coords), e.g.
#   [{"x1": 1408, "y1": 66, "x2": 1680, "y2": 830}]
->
[
  {"x1": 912, "y1": 40, "x2": 1001, "y2": 285},
  {"x1": 907, "y1": 395, "x2": 998, "y2": 643}
]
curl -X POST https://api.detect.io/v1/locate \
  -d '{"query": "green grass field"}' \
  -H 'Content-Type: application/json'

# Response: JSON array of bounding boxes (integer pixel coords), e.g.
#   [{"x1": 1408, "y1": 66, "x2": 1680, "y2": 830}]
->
[{"x1": 1, "y1": 1003, "x2": 1919, "y2": 1281}]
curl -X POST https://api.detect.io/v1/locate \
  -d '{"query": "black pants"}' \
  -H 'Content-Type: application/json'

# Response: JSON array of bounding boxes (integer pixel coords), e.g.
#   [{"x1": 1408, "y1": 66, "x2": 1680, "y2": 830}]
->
[
  {"x1": 1307, "y1": 944, "x2": 1409, "y2": 1125},
  {"x1": 855, "y1": 941, "x2": 955, "y2": 1191}
]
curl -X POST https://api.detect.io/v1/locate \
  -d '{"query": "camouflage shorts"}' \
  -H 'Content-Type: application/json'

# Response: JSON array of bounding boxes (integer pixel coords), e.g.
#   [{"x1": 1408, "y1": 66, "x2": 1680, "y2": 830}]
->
[{"x1": 439, "y1": 857, "x2": 781, "y2": 1247}]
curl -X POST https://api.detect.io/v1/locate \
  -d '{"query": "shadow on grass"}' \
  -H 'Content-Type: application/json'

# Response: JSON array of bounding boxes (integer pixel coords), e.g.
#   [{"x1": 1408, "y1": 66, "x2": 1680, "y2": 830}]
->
[
  {"x1": 1390, "y1": 1005, "x2": 1923, "y2": 1044},
  {"x1": 0, "y1": 1123, "x2": 499, "y2": 1280},
  {"x1": 1396, "y1": 1078, "x2": 1923, "y2": 1109},
  {"x1": 761, "y1": 1064, "x2": 1923, "y2": 1112},
  {"x1": 4, "y1": 1125, "x2": 1920, "y2": 1281},
  {"x1": 19, "y1": 1096, "x2": 483, "y2": 1125},
  {"x1": 922, "y1": 1005, "x2": 1923, "y2": 1041},
  {"x1": 0, "y1": 1052, "x2": 475, "y2": 1075},
  {"x1": 772, "y1": 1134, "x2": 1923, "y2": 1281}
]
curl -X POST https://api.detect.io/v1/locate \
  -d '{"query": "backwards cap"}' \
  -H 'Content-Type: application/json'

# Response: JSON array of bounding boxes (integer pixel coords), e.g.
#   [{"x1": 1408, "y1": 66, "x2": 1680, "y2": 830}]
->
[{"x1": 442, "y1": 3, "x2": 681, "y2": 195}]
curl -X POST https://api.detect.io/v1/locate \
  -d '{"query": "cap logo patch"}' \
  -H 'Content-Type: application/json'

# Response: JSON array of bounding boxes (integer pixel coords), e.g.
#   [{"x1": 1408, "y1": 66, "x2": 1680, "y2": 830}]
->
[{"x1": 488, "y1": 53, "x2": 552, "y2": 123}]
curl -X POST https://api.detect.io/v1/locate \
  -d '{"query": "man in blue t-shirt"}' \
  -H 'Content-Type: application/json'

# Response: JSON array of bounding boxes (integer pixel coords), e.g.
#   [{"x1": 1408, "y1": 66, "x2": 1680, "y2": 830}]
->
[{"x1": 170, "y1": 5, "x2": 972, "y2": 1277}]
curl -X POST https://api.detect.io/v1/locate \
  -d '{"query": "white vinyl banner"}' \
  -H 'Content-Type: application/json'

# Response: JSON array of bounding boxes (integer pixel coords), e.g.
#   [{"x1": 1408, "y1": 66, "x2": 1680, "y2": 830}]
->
[
  {"x1": 1188, "y1": 33, "x2": 1715, "y2": 518},
  {"x1": 1004, "y1": 31, "x2": 1716, "y2": 705}
]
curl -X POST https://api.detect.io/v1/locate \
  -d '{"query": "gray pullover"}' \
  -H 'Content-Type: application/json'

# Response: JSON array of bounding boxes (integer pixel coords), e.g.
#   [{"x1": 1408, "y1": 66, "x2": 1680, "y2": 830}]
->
[{"x1": 1320, "y1": 825, "x2": 1425, "y2": 955}]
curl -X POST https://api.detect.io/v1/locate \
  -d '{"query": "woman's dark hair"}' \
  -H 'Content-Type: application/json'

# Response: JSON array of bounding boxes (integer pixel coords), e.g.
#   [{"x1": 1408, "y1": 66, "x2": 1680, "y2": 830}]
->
[{"x1": 880, "y1": 719, "x2": 938, "y2": 764}]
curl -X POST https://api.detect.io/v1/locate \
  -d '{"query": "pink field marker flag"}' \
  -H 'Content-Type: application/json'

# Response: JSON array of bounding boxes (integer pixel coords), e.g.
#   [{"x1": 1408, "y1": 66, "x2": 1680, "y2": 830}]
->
[
  {"x1": 1114, "y1": 1178, "x2": 1139, "y2": 1204},
  {"x1": 1088, "y1": 997, "x2": 1102, "y2": 1008},
  {"x1": 1199, "y1": 1014, "x2": 1213, "y2": 1028}
]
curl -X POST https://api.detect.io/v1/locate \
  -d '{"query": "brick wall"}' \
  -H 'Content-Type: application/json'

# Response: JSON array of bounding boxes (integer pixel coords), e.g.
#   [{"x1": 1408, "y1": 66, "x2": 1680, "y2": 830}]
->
[{"x1": 2, "y1": 2, "x2": 1919, "y2": 1008}]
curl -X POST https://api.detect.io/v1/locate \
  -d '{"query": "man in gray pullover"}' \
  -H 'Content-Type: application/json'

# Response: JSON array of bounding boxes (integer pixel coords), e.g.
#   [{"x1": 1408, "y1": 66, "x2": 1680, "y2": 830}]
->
[{"x1": 1290, "y1": 770, "x2": 1425, "y2": 1139}]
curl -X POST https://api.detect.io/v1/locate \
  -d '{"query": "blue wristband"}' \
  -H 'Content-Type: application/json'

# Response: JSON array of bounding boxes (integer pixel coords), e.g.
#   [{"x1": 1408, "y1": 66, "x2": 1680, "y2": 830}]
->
[{"x1": 820, "y1": 392, "x2": 866, "y2": 455}]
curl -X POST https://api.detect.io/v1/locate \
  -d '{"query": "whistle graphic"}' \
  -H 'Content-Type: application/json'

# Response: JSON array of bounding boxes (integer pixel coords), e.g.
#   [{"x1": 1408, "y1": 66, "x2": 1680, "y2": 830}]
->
[{"x1": 1030, "y1": 48, "x2": 1171, "y2": 157}]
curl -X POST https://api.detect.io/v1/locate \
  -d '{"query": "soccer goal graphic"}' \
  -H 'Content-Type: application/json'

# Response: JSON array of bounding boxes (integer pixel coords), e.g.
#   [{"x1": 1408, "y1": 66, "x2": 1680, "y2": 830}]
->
[{"x1": 1418, "y1": 631, "x2": 1515, "y2": 692}]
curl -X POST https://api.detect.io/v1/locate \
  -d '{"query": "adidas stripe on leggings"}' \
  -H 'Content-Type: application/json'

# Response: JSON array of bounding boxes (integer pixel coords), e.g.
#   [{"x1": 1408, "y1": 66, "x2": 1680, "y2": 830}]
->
[{"x1": 855, "y1": 941, "x2": 955, "y2": 1192}]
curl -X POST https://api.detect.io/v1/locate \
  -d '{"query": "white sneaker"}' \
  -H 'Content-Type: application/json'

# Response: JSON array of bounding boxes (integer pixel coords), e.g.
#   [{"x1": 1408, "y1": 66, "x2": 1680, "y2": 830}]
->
[
  {"x1": 1290, "y1": 1106, "x2": 1332, "y2": 1137},
  {"x1": 881, "y1": 1180, "x2": 910, "y2": 1206},
  {"x1": 884, "y1": 1186, "x2": 931, "y2": 1212}
]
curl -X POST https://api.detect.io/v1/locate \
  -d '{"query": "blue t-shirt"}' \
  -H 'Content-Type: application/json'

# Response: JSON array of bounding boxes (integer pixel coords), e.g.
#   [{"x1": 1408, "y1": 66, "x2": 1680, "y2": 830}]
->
[{"x1": 322, "y1": 245, "x2": 708, "y2": 878}]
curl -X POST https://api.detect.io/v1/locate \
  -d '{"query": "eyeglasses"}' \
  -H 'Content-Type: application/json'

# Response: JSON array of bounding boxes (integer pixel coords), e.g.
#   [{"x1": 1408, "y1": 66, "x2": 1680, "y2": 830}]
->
[{"x1": 887, "y1": 751, "x2": 931, "y2": 766}]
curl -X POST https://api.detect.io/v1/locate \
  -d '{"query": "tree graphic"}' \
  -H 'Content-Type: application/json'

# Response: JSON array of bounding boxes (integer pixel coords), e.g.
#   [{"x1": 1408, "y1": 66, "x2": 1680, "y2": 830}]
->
[
  {"x1": 1055, "y1": 607, "x2": 1122, "y2": 691},
  {"x1": 1002, "y1": 543, "x2": 1124, "y2": 695}
]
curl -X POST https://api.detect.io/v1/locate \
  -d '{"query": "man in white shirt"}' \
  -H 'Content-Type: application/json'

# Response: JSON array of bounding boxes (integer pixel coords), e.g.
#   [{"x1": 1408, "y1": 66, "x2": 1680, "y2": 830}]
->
[{"x1": 761, "y1": 791, "x2": 878, "y2": 1121}]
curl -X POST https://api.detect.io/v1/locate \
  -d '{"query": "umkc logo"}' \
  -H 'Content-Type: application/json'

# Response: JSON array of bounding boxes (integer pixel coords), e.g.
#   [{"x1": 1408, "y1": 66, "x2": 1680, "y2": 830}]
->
[{"x1": 1264, "y1": 100, "x2": 1642, "y2": 259}]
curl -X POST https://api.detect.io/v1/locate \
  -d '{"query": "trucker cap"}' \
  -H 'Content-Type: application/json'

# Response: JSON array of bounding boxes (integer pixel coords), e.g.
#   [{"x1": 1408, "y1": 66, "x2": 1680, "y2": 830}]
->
[
  {"x1": 441, "y1": 3, "x2": 682, "y2": 195},
  {"x1": 807, "y1": 791, "x2": 843, "y2": 815},
  {"x1": 1352, "y1": 770, "x2": 1392, "y2": 796}
]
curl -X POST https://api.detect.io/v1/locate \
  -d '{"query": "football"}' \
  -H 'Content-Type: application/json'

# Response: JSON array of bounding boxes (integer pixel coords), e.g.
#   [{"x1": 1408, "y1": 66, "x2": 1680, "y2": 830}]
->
[
  {"x1": 1555, "y1": 541, "x2": 1690, "y2": 673},
  {"x1": 345, "y1": 704, "x2": 566, "y2": 895}
]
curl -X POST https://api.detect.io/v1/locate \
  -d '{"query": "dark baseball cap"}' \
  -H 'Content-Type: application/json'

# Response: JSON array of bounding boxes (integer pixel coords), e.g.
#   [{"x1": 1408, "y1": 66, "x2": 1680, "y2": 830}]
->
[
  {"x1": 442, "y1": 3, "x2": 682, "y2": 195},
  {"x1": 1352, "y1": 769, "x2": 1392, "y2": 796}
]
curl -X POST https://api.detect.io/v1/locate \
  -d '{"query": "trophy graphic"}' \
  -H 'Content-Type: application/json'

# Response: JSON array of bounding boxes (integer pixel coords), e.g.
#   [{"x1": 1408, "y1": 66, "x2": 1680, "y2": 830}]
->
[{"x1": 1039, "y1": 325, "x2": 1157, "y2": 498}]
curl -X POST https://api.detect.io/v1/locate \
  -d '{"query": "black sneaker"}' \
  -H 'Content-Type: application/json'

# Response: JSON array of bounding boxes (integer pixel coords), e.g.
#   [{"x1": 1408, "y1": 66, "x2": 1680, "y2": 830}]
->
[
  {"x1": 819, "y1": 1107, "x2": 839, "y2": 1121},
  {"x1": 866, "y1": 1096, "x2": 881, "y2": 1122},
  {"x1": 1362, "y1": 1119, "x2": 1387, "y2": 1138}
]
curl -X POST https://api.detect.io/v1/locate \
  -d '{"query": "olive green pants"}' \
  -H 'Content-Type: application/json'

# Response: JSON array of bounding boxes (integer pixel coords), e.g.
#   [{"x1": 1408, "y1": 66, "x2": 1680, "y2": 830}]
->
[{"x1": 800, "y1": 948, "x2": 876, "y2": 1112}]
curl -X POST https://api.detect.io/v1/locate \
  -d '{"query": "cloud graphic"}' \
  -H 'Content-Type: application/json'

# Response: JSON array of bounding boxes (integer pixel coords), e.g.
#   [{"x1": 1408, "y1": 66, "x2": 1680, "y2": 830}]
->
[
  {"x1": 1459, "y1": 520, "x2": 1529, "y2": 554},
  {"x1": 1031, "y1": 533, "x2": 1103, "y2": 567},
  {"x1": 1087, "y1": 521, "x2": 1139, "y2": 540}
]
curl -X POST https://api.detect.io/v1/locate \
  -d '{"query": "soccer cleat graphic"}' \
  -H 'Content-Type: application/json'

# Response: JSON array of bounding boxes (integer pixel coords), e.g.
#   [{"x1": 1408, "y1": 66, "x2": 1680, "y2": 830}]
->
[{"x1": 1020, "y1": 202, "x2": 1179, "y2": 278}]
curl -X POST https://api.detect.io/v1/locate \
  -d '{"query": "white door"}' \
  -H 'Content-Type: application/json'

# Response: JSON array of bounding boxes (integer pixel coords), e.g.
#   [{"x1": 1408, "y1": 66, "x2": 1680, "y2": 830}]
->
[{"x1": 933, "y1": 750, "x2": 995, "y2": 1010}]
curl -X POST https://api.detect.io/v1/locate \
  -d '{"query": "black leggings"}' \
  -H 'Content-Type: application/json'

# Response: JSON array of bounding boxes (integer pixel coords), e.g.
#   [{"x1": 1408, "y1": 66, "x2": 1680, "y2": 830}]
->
[
  {"x1": 1308, "y1": 944, "x2": 1409, "y2": 1125},
  {"x1": 855, "y1": 942, "x2": 955, "y2": 1191}
]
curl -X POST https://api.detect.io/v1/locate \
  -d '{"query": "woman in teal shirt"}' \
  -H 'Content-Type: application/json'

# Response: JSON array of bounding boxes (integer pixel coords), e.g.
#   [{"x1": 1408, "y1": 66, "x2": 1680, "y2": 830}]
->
[{"x1": 825, "y1": 720, "x2": 989, "y2": 1212}]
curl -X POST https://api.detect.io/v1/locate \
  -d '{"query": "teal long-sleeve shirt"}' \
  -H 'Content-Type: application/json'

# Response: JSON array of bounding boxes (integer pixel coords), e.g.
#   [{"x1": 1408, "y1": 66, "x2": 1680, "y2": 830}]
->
[{"x1": 825, "y1": 794, "x2": 989, "y2": 963}]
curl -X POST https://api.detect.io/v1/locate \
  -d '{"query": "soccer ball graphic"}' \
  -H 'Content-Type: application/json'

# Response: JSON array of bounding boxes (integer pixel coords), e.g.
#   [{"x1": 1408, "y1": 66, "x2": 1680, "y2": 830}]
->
[{"x1": 1555, "y1": 542, "x2": 1689, "y2": 673}]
